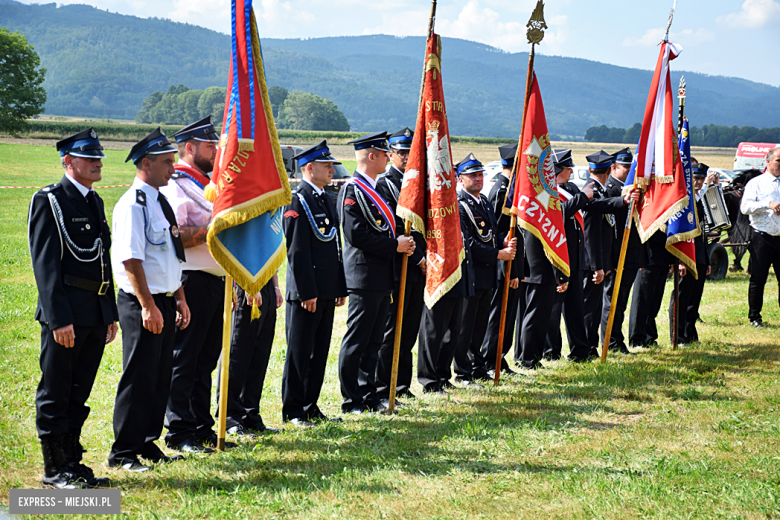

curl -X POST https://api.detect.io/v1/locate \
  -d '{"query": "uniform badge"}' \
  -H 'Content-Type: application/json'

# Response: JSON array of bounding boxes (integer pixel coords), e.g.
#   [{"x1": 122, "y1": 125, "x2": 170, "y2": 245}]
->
[
  {"x1": 85, "y1": 224, "x2": 91, "y2": 230},
  {"x1": 376, "y1": 219, "x2": 383, "y2": 226},
  {"x1": 171, "y1": 226, "x2": 180, "y2": 238},
  {"x1": 344, "y1": 198, "x2": 356, "y2": 206},
  {"x1": 284, "y1": 210, "x2": 299, "y2": 219},
  {"x1": 324, "y1": 218, "x2": 329, "y2": 225},
  {"x1": 319, "y1": 227, "x2": 326, "y2": 234},
  {"x1": 480, "y1": 221, "x2": 485, "y2": 227}
]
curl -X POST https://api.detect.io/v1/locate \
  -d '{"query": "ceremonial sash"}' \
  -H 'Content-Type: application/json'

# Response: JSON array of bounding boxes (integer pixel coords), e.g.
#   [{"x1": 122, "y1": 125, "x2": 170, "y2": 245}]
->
[
  {"x1": 348, "y1": 176, "x2": 397, "y2": 238},
  {"x1": 173, "y1": 164, "x2": 211, "y2": 190},
  {"x1": 557, "y1": 186, "x2": 584, "y2": 230}
]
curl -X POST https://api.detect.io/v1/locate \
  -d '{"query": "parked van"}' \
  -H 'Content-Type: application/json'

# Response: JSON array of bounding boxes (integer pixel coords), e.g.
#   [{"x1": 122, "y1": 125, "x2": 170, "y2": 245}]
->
[{"x1": 733, "y1": 142, "x2": 779, "y2": 171}]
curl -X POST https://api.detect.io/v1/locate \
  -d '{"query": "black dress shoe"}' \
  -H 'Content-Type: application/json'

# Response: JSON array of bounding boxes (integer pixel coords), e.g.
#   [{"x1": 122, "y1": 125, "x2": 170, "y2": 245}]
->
[
  {"x1": 343, "y1": 406, "x2": 367, "y2": 415},
  {"x1": 167, "y1": 438, "x2": 215, "y2": 455},
  {"x1": 143, "y1": 442, "x2": 186, "y2": 462},
  {"x1": 108, "y1": 459, "x2": 151, "y2": 473},
  {"x1": 226, "y1": 425, "x2": 258, "y2": 438},
  {"x1": 286, "y1": 418, "x2": 315, "y2": 428},
  {"x1": 423, "y1": 384, "x2": 445, "y2": 394},
  {"x1": 751, "y1": 320, "x2": 765, "y2": 329},
  {"x1": 199, "y1": 433, "x2": 237, "y2": 449},
  {"x1": 247, "y1": 424, "x2": 283, "y2": 434},
  {"x1": 440, "y1": 380, "x2": 456, "y2": 390},
  {"x1": 460, "y1": 379, "x2": 483, "y2": 389},
  {"x1": 308, "y1": 410, "x2": 343, "y2": 423},
  {"x1": 379, "y1": 398, "x2": 404, "y2": 408}
]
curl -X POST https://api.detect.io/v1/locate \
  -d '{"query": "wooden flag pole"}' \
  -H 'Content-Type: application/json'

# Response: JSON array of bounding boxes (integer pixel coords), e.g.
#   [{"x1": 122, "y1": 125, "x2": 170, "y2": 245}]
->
[
  {"x1": 216, "y1": 275, "x2": 234, "y2": 450},
  {"x1": 601, "y1": 202, "x2": 636, "y2": 362},
  {"x1": 494, "y1": 0, "x2": 546, "y2": 386},
  {"x1": 388, "y1": 221, "x2": 413, "y2": 414},
  {"x1": 387, "y1": 0, "x2": 437, "y2": 414},
  {"x1": 672, "y1": 76, "x2": 686, "y2": 351}
]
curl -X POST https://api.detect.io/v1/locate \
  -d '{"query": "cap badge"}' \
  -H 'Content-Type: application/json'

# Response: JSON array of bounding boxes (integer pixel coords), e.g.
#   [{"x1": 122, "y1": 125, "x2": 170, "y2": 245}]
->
[
  {"x1": 90, "y1": 129, "x2": 97, "y2": 139},
  {"x1": 404, "y1": 129, "x2": 411, "y2": 137}
]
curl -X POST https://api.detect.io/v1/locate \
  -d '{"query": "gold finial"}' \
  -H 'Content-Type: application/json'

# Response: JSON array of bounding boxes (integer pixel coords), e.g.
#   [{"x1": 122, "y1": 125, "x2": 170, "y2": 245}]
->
[{"x1": 527, "y1": 0, "x2": 548, "y2": 45}]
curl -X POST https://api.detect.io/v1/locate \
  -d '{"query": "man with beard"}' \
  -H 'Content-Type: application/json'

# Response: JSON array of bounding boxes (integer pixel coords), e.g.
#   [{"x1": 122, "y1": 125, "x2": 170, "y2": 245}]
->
[
  {"x1": 375, "y1": 128, "x2": 427, "y2": 404},
  {"x1": 484, "y1": 143, "x2": 522, "y2": 375},
  {"x1": 454, "y1": 153, "x2": 517, "y2": 384},
  {"x1": 159, "y1": 117, "x2": 236, "y2": 454},
  {"x1": 28, "y1": 129, "x2": 118, "y2": 488}
]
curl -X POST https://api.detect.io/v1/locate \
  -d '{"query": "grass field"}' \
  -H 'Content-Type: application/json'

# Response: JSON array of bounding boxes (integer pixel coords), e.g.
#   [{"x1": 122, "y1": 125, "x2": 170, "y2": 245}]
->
[{"x1": 1, "y1": 141, "x2": 779, "y2": 519}]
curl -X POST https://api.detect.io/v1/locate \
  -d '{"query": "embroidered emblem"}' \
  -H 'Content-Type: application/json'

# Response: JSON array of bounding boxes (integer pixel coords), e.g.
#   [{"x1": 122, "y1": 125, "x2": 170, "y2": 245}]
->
[
  {"x1": 284, "y1": 210, "x2": 299, "y2": 219},
  {"x1": 344, "y1": 198, "x2": 356, "y2": 206},
  {"x1": 687, "y1": 212, "x2": 694, "y2": 224}
]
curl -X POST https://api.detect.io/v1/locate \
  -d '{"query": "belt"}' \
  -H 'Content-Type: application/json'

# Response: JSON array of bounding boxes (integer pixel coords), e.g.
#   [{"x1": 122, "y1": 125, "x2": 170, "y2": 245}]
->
[
  {"x1": 756, "y1": 230, "x2": 780, "y2": 239},
  {"x1": 63, "y1": 274, "x2": 110, "y2": 296}
]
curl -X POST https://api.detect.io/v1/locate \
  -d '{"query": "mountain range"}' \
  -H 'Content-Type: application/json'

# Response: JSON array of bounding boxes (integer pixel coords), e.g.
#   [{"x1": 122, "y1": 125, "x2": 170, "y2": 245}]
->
[{"x1": 2, "y1": 0, "x2": 779, "y2": 138}]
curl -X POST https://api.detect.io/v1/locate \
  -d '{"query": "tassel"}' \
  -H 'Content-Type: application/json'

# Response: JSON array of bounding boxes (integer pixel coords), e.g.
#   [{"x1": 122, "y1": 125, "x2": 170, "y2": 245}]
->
[
  {"x1": 251, "y1": 301, "x2": 261, "y2": 321},
  {"x1": 204, "y1": 181, "x2": 217, "y2": 203}
]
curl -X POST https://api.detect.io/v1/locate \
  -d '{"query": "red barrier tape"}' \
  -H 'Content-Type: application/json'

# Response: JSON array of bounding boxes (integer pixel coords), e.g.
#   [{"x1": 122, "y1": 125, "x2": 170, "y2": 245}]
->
[{"x1": 0, "y1": 184, "x2": 131, "y2": 189}]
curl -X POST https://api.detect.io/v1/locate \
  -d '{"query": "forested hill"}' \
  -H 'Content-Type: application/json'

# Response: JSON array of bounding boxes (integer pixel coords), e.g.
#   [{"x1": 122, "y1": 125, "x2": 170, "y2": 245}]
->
[{"x1": 3, "y1": 0, "x2": 780, "y2": 138}]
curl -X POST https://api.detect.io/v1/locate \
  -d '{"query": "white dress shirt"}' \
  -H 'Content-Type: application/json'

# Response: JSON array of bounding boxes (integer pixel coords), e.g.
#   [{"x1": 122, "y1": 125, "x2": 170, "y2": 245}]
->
[
  {"x1": 355, "y1": 170, "x2": 378, "y2": 189},
  {"x1": 740, "y1": 172, "x2": 780, "y2": 236},
  {"x1": 64, "y1": 174, "x2": 92, "y2": 197},
  {"x1": 159, "y1": 161, "x2": 225, "y2": 276},
  {"x1": 112, "y1": 177, "x2": 183, "y2": 295},
  {"x1": 303, "y1": 178, "x2": 325, "y2": 195}
]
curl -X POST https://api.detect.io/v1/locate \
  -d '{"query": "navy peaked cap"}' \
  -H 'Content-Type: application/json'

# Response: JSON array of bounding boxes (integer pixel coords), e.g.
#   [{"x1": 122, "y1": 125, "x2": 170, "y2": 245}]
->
[
  {"x1": 56, "y1": 128, "x2": 106, "y2": 159},
  {"x1": 551, "y1": 149, "x2": 574, "y2": 174},
  {"x1": 293, "y1": 140, "x2": 341, "y2": 167},
  {"x1": 126, "y1": 128, "x2": 177, "y2": 164},
  {"x1": 455, "y1": 153, "x2": 484, "y2": 177},
  {"x1": 498, "y1": 143, "x2": 518, "y2": 166},
  {"x1": 388, "y1": 127, "x2": 414, "y2": 150},
  {"x1": 173, "y1": 116, "x2": 219, "y2": 143},
  {"x1": 586, "y1": 150, "x2": 615, "y2": 170},
  {"x1": 613, "y1": 147, "x2": 633, "y2": 165},
  {"x1": 348, "y1": 132, "x2": 391, "y2": 152},
  {"x1": 693, "y1": 162, "x2": 709, "y2": 177}
]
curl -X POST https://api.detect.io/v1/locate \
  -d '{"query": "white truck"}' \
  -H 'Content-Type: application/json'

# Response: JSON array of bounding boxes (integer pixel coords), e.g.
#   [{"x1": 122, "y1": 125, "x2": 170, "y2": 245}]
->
[{"x1": 733, "y1": 142, "x2": 779, "y2": 171}]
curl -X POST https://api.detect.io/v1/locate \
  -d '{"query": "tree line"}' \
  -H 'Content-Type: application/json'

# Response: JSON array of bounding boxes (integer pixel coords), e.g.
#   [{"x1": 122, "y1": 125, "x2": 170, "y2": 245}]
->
[
  {"x1": 135, "y1": 85, "x2": 349, "y2": 131},
  {"x1": 585, "y1": 123, "x2": 780, "y2": 148}
]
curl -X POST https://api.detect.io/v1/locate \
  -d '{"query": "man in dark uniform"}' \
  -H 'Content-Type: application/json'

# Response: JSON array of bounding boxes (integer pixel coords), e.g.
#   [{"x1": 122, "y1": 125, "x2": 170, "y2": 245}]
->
[
  {"x1": 580, "y1": 150, "x2": 633, "y2": 356},
  {"x1": 338, "y1": 132, "x2": 415, "y2": 413},
  {"x1": 217, "y1": 275, "x2": 282, "y2": 435},
  {"x1": 161, "y1": 117, "x2": 228, "y2": 453},
  {"x1": 668, "y1": 163, "x2": 714, "y2": 343},
  {"x1": 602, "y1": 149, "x2": 643, "y2": 354},
  {"x1": 109, "y1": 128, "x2": 189, "y2": 472},
  {"x1": 417, "y1": 233, "x2": 475, "y2": 393},
  {"x1": 454, "y1": 153, "x2": 516, "y2": 385},
  {"x1": 629, "y1": 220, "x2": 678, "y2": 349},
  {"x1": 483, "y1": 143, "x2": 522, "y2": 375},
  {"x1": 281, "y1": 140, "x2": 348, "y2": 427},
  {"x1": 545, "y1": 150, "x2": 595, "y2": 361},
  {"x1": 375, "y1": 128, "x2": 427, "y2": 404},
  {"x1": 28, "y1": 129, "x2": 118, "y2": 488}
]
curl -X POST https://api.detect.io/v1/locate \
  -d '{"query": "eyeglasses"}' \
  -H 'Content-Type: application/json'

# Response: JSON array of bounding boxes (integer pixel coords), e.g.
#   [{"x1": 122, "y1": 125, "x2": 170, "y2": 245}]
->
[{"x1": 393, "y1": 150, "x2": 410, "y2": 156}]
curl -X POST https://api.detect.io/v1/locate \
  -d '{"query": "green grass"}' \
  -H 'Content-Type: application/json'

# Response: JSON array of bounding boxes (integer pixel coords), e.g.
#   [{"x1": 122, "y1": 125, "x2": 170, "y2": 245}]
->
[{"x1": 1, "y1": 141, "x2": 779, "y2": 518}]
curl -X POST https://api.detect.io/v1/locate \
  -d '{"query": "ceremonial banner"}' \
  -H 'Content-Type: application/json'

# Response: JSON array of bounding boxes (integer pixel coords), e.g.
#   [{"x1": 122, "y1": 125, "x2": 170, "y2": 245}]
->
[
  {"x1": 508, "y1": 73, "x2": 570, "y2": 277},
  {"x1": 206, "y1": 0, "x2": 291, "y2": 295},
  {"x1": 397, "y1": 33, "x2": 464, "y2": 308},
  {"x1": 666, "y1": 118, "x2": 700, "y2": 278},
  {"x1": 624, "y1": 41, "x2": 689, "y2": 242}
]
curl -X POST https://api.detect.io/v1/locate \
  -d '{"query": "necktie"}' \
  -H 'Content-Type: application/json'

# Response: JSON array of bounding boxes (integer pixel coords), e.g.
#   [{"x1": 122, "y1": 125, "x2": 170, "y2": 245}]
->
[
  {"x1": 85, "y1": 191, "x2": 102, "y2": 227},
  {"x1": 157, "y1": 193, "x2": 186, "y2": 262}
]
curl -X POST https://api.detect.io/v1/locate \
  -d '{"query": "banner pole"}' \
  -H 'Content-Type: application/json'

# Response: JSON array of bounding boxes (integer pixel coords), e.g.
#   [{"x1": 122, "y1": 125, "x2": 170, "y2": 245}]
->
[
  {"x1": 216, "y1": 275, "x2": 234, "y2": 451},
  {"x1": 601, "y1": 201, "x2": 635, "y2": 362},
  {"x1": 494, "y1": 44, "x2": 536, "y2": 386},
  {"x1": 388, "y1": 220, "x2": 412, "y2": 413}
]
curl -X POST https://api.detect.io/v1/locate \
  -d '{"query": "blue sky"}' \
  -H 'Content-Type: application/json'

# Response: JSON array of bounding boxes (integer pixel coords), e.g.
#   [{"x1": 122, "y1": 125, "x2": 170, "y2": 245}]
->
[{"x1": 17, "y1": 0, "x2": 780, "y2": 86}]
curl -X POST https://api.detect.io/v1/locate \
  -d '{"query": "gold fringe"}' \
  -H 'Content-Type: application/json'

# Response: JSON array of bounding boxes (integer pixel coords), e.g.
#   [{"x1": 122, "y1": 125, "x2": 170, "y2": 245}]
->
[
  {"x1": 238, "y1": 139, "x2": 255, "y2": 152},
  {"x1": 667, "y1": 244, "x2": 699, "y2": 281},
  {"x1": 423, "y1": 248, "x2": 466, "y2": 309},
  {"x1": 516, "y1": 219, "x2": 571, "y2": 278},
  {"x1": 251, "y1": 302, "x2": 261, "y2": 321},
  {"x1": 655, "y1": 175, "x2": 674, "y2": 184},
  {"x1": 396, "y1": 205, "x2": 426, "y2": 235},
  {"x1": 634, "y1": 194, "x2": 689, "y2": 243},
  {"x1": 208, "y1": 231, "x2": 286, "y2": 297},
  {"x1": 665, "y1": 226, "x2": 700, "y2": 246}
]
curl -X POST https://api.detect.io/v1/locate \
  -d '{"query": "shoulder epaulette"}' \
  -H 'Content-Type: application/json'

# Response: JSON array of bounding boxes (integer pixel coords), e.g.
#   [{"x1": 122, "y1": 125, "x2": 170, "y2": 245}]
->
[
  {"x1": 40, "y1": 182, "x2": 60, "y2": 193},
  {"x1": 135, "y1": 189, "x2": 147, "y2": 206}
]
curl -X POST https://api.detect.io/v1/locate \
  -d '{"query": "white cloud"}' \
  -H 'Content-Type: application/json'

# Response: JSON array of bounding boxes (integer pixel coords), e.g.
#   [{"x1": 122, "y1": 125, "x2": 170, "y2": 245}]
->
[
  {"x1": 623, "y1": 28, "x2": 714, "y2": 47},
  {"x1": 435, "y1": 0, "x2": 567, "y2": 53},
  {"x1": 717, "y1": 0, "x2": 780, "y2": 29}
]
